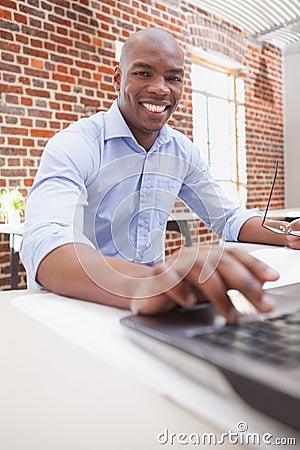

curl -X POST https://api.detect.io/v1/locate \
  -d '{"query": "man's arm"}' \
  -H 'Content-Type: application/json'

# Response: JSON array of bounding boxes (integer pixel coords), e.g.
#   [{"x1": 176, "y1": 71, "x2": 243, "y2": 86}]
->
[
  {"x1": 238, "y1": 216, "x2": 300, "y2": 249},
  {"x1": 37, "y1": 243, "x2": 195, "y2": 310},
  {"x1": 37, "y1": 242, "x2": 279, "y2": 323},
  {"x1": 37, "y1": 243, "x2": 155, "y2": 309}
]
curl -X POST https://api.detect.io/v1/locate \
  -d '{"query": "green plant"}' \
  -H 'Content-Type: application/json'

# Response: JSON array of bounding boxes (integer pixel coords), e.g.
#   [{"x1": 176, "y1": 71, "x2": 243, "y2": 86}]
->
[{"x1": 0, "y1": 187, "x2": 25, "y2": 223}]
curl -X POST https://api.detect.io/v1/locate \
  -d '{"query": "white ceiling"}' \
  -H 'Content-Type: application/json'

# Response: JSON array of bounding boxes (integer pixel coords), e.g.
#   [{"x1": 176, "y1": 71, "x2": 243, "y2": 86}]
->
[{"x1": 192, "y1": 0, "x2": 300, "y2": 48}]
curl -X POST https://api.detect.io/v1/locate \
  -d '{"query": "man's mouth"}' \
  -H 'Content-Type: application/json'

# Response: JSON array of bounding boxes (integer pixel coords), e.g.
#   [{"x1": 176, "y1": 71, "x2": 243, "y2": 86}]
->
[{"x1": 141, "y1": 103, "x2": 168, "y2": 113}]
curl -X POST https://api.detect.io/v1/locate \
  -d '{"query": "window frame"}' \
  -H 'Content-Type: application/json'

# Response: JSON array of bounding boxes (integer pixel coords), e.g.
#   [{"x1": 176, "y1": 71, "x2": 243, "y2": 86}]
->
[{"x1": 191, "y1": 56, "x2": 246, "y2": 206}]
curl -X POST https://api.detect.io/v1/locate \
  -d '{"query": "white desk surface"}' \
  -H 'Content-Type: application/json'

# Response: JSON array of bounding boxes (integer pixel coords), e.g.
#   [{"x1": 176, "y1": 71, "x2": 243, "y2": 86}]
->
[
  {"x1": 1, "y1": 286, "x2": 299, "y2": 450},
  {"x1": 267, "y1": 207, "x2": 300, "y2": 219},
  {"x1": 0, "y1": 223, "x2": 24, "y2": 235},
  {"x1": 0, "y1": 290, "x2": 235, "y2": 450}
]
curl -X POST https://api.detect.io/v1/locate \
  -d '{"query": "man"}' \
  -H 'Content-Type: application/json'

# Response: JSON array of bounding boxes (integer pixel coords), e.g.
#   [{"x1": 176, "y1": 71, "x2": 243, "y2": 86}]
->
[{"x1": 20, "y1": 28, "x2": 300, "y2": 323}]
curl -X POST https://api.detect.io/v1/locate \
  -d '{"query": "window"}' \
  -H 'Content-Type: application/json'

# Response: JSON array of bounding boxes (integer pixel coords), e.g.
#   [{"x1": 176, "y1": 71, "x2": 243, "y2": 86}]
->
[{"x1": 191, "y1": 62, "x2": 246, "y2": 206}]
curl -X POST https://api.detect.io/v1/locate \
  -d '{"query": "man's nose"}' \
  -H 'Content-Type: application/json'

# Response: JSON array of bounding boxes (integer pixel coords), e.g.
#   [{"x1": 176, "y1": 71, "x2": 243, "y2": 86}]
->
[{"x1": 148, "y1": 76, "x2": 170, "y2": 95}]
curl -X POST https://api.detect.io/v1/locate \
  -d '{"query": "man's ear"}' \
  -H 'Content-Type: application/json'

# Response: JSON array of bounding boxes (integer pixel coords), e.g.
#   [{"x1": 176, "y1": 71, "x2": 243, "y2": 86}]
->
[{"x1": 113, "y1": 66, "x2": 121, "y2": 92}]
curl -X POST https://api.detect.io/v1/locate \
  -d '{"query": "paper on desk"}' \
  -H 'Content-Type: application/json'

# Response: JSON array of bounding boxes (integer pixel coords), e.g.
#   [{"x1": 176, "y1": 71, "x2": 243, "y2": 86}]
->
[{"x1": 251, "y1": 246, "x2": 300, "y2": 289}]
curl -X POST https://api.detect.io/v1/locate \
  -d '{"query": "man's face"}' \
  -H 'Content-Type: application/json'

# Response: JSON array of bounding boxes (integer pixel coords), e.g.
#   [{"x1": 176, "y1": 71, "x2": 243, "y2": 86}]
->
[{"x1": 114, "y1": 37, "x2": 184, "y2": 150}]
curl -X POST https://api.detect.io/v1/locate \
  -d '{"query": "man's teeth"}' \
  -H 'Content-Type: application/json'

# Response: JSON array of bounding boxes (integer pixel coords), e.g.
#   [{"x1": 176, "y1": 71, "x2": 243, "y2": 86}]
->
[{"x1": 143, "y1": 103, "x2": 166, "y2": 113}]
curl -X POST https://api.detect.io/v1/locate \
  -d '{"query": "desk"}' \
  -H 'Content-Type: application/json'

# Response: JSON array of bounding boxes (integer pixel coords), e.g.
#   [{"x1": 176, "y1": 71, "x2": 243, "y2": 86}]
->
[
  {"x1": 0, "y1": 223, "x2": 24, "y2": 289},
  {"x1": 0, "y1": 290, "x2": 238, "y2": 450},
  {"x1": 267, "y1": 207, "x2": 300, "y2": 222},
  {"x1": 167, "y1": 211, "x2": 197, "y2": 247},
  {"x1": 1, "y1": 288, "x2": 298, "y2": 450}
]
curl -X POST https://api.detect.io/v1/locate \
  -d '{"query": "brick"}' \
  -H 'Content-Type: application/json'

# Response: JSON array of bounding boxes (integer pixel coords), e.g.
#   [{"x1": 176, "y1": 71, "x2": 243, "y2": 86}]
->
[
  {"x1": 0, "y1": 18, "x2": 19, "y2": 32},
  {"x1": 25, "y1": 88, "x2": 50, "y2": 98},
  {"x1": 0, "y1": 106, "x2": 25, "y2": 116},
  {"x1": 0, "y1": 8, "x2": 12, "y2": 20},
  {"x1": 30, "y1": 129, "x2": 55, "y2": 138},
  {"x1": 0, "y1": 61, "x2": 21, "y2": 73},
  {"x1": 52, "y1": 73, "x2": 76, "y2": 84},
  {"x1": 7, "y1": 137, "x2": 20, "y2": 145},
  {"x1": 21, "y1": 25, "x2": 48, "y2": 39},
  {"x1": 54, "y1": 92, "x2": 77, "y2": 102},
  {"x1": 7, "y1": 157, "x2": 20, "y2": 166},
  {"x1": 49, "y1": 33, "x2": 72, "y2": 46},
  {"x1": 92, "y1": 37, "x2": 103, "y2": 47},
  {"x1": 21, "y1": 118, "x2": 33, "y2": 127},
  {"x1": 75, "y1": 60, "x2": 96, "y2": 71},
  {"x1": 28, "y1": 109, "x2": 52, "y2": 118},
  {"x1": 1, "y1": 52, "x2": 15, "y2": 62},
  {"x1": 22, "y1": 158, "x2": 35, "y2": 166},
  {"x1": 0, "y1": 29, "x2": 13, "y2": 41},
  {"x1": 29, "y1": 149, "x2": 42, "y2": 157},
  {"x1": 73, "y1": 3, "x2": 93, "y2": 16},
  {"x1": 14, "y1": 12, "x2": 27, "y2": 25},
  {"x1": 24, "y1": 177, "x2": 34, "y2": 187},
  {"x1": 31, "y1": 58, "x2": 44, "y2": 69},
  {"x1": 0, "y1": 147, "x2": 26, "y2": 156},
  {"x1": 15, "y1": 33, "x2": 28, "y2": 45},
  {"x1": 1, "y1": 168, "x2": 27, "y2": 177},
  {"x1": 61, "y1": 85, "x2": 71, "y2": 93},
  {"x1": 48, "y1": 13, "x2": 71, "y2": 26},
  {"x1": 0, "y1": 83, "x2": 22, "y2": 94},
  {"x1": 19, "y1": 4, "x2": 45, "y2": 19},
  {"x1": 23, "y1": 46, "x2": 48, "y2": 59},
  {"x1": 55, "y1": 112, "x2": 78, "y2": 121},
  {"x1": 50, "y1": 53, "x2": 73, "y2": 65},
  {"x1": 21, "y1": 97, "x2": 33, "y2": 107},
  {"x1": 1, "y1": 127, "x2": 28, "y2": 135}
]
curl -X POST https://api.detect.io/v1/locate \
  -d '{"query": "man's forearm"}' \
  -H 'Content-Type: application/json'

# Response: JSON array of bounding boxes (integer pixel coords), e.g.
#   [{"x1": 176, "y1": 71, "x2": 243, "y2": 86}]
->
[
  {"x1": 37, "y1": 242, "x2": 155, "y2": 309},
  {"x1": 238, "y1": 216, "x2": 288, "y2": 246}
]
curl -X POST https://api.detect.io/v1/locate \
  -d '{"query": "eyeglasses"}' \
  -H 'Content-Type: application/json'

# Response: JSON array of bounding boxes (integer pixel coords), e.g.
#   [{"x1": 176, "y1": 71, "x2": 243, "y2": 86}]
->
[{"x1": 261, "y1": 160, "x2": 300, "y2": 237}]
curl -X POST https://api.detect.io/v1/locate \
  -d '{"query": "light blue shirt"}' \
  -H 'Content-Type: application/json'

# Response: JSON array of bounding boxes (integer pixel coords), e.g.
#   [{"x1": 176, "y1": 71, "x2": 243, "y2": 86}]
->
[{"x1": 20, "y1": 101, "x2": 262, "y2": 289}]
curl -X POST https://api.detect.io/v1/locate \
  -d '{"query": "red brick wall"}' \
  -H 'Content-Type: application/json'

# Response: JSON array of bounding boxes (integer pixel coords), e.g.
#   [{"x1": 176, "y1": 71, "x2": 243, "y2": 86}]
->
[
  {"x1": 244, "y1": 43, "x2": 284, "y2": 210},
  {"x1": 0, "y1": 0, "x2": 284, "y2": 289}
]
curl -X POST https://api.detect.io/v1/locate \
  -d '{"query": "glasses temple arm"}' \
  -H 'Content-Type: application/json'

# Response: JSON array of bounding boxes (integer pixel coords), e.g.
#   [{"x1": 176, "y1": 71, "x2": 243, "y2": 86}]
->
[{"x1": 262, "y1": 160, "x2": 279, "y2": 225}]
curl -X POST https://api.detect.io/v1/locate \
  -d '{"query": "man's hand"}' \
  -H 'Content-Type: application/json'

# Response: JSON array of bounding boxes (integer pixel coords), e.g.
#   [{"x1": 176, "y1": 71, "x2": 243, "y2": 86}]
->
[
  {"x1": 131, "y1": 245, "x2": 279, "y2": 323},
  {"x1": 286, "y1": 218, "x2": 300, "y2": 250}
]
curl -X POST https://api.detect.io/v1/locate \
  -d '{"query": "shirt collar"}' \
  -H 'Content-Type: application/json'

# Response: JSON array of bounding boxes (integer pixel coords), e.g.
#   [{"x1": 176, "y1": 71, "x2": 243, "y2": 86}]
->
[
  {"x1": 103, "y1": 100, "x2": 132, "y2": 140},
  {"x1": 103, "y1": 100, "x2": 174, "y2": 147}
]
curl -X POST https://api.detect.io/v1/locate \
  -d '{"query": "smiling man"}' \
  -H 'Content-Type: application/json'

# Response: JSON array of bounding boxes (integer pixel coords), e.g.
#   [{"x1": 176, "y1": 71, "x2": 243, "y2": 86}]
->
[
  {"x1": 20, "y1": 28, "x2": 300, "y2": 322},
  {"x1": 114, "y1": 28, "x2": 185, "y2": 150}
]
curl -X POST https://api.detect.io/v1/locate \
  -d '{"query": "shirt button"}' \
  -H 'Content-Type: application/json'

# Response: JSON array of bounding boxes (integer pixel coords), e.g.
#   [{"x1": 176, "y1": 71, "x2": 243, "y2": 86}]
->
[{"x1": 140, "y1": 220, "x2": 145, "y2": 226}]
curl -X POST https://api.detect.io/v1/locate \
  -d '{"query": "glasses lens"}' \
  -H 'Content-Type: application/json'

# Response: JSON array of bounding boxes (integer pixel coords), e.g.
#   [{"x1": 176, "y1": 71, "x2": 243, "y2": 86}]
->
[
  {"x1": 262, "y1": 224, "x2": 300, "y2": 237},
  {"x1": 287, "y1": 229, "x2": 300, "y2": 237},
  {"x1": 262, "y1": 224, "x2": 285, "y2": 234}
]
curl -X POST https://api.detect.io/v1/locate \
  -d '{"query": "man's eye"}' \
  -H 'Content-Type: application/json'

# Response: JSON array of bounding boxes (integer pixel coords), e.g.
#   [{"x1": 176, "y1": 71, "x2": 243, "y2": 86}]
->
[
  {"x1": 134, "y1": 71, "x2": 150, "y2": 77},
  {"x1": 168, "y1": 77, "x2": 182, "y2": 83}
]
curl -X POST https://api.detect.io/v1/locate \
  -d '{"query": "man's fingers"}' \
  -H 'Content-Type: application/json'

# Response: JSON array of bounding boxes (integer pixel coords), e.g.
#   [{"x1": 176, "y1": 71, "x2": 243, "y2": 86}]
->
[
  {"x1": 131, "y1": 246, "x2": 279, "y2": 321},
  {"x1": 225, "y1": 248, "x2": 280, "y2": 283},
  {"x1": 188, "y1": 264, "x2": 239, "y2": 323},
  {"x1": 217, "y1": 251, "x2": 276, "y2": 313},
  {"x1": 178, "y1": 247, "x2": 278, "y2": 320}
]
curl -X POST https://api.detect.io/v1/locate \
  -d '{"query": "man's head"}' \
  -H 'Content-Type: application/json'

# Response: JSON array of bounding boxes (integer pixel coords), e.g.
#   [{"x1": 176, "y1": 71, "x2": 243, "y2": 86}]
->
[{"x1": 114, "y1": 28, "x2": 185, "y2": 150}]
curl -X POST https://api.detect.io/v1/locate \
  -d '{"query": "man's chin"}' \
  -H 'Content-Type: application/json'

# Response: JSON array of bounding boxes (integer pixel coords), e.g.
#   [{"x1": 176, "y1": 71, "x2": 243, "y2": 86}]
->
[{"x1": 143, "y1": 118, "x2": 170, "y2": 132}]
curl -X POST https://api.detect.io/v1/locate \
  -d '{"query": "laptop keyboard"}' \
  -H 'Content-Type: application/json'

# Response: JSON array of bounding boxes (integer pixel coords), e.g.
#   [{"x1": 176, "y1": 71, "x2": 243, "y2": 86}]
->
[{"x1": 193, "y1": 310, "x2": 300, "y2": 366}]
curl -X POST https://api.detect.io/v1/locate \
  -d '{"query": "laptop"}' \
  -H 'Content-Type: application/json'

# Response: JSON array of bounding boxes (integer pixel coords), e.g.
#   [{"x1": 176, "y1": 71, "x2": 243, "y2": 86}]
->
[{"x1": 121, "y1": 282, "x2": 300, "y2": 432}]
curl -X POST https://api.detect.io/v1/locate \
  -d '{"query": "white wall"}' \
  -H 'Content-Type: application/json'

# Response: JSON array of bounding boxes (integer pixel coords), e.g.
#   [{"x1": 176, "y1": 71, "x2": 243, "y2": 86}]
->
[{"x1": 283, "y1": 42, "x2": 300, "y2": 207}]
